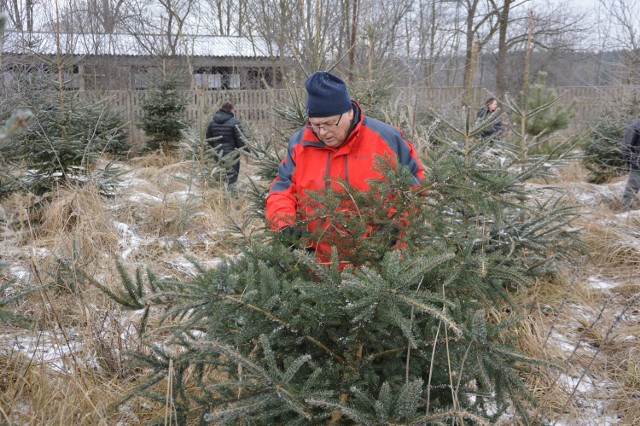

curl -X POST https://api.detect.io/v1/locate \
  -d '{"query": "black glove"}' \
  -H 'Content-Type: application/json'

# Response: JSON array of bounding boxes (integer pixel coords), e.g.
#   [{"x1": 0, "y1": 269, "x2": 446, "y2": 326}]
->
[
  {"x1": 279, "y1": 226, "x2": 315, "y2": 253},
  {"x1": 279, "y1": 226, "x2": 303, "y2": 249},
  {"x1": 376, "y1": 224, "x2": 400, "y2": 248}
]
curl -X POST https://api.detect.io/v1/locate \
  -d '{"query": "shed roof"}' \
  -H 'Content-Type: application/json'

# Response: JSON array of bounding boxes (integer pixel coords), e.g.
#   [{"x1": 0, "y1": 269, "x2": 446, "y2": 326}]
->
[{"x1": 2, "y1": 32, "x2": 276, "y2": 58}]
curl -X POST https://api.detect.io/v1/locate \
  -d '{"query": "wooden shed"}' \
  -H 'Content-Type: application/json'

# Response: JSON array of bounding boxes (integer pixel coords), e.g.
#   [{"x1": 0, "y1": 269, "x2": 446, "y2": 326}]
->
[{"x1": 1, "y1": 31, "x2": 284, "y2": 91}]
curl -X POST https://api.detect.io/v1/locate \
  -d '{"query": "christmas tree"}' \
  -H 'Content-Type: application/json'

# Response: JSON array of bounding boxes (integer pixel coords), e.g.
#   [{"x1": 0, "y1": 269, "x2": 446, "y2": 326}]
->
[
  {"x1": 582, "y1": 91, "x2": 640, "y2": 184},
  {"x1": 139, "y1": 76, "x2": 189, "y2": 152},
  {"x1": 0, "y1": 12, "x2": 127, "y2": 198},
  {"x1": 513, "y1": 71, "x2": 575, "y2": 138},
  {"x1": 95, "y1": 81, "x2": 584, "y2": 424}
]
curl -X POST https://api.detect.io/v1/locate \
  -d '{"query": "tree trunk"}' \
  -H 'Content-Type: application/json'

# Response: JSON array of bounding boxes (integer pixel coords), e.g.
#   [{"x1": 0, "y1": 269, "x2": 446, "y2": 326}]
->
[
  {"x1": 495, "y1": 0, "x2": 512, "y2": 99},
  {"x1": 348, "y1": 0, "x2": 359, "y2": 81}
]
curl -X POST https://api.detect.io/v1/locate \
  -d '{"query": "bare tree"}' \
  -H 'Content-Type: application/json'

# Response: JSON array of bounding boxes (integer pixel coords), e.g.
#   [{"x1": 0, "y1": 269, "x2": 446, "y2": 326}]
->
[
  {"x1": 599, "y1": 0, "x2": 640, "y2": 84},
  {"x1": 347, "y1": 0, "x2": 359, "y2": 79},
  {"x1": 199, "y1": 0, "x2": 237, "y2": 35},
  {"x1": 89, "y1": 0, "x2": 128, "y2": 33},
  {"x1": 122, "y1": 0, "x2": 197, "y2": 56},
  {"x1": 477, "y1": 0, "x2": 587, "y2": 97},
  {"x1": 246, "y1": 0, "x2": 346, "y2": 77},
  {"x1": 1, "y1": 0, "x2": 38, "y2": 31},
  {"x1": 494, "y1": 0, "x2": 516, "y2": 98},
  {"x1": 460, "y1": 0, "x2": 500, "y2": 89},
  {"x1": 51, "y1": 0, "x2": 130, "y2": 35}
]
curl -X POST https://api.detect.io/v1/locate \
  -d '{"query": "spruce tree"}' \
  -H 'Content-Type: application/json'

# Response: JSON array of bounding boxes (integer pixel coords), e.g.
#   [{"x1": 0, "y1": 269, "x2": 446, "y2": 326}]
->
[
  {"x1": 513, "y1": 71, "x2": 575, "y2": 139},
  {"x1": 0, "y1": 11, "x2": 127, "y2": 199},
  {"x1": 0, "y1": 12, "x2": 32, "y2": 198},
  {"x1": 582, "y1": 91, "x2": 640, "y2": 183},
  {"x1": 139, "y1": 76, "x2": 189, "y2": 152},
  {"x1": 95, "y1": 84, "x2": 584, "y2": 424},
  {"x1": 0, "y1": 16, "x2": 36, "y2": 323},
  {"x1": 0, "y1": 93, "x2": 127, "y2": 197}
]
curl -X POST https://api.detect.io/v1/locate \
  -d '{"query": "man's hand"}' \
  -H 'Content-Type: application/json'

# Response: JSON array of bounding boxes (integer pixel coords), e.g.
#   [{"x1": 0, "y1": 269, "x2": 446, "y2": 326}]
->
[
  {"x1": 279, "y1": 225, "x2": 303, "y2": 249},
  {"x1": 278, "y1": 226, "x2": 315, "y2": 253}
]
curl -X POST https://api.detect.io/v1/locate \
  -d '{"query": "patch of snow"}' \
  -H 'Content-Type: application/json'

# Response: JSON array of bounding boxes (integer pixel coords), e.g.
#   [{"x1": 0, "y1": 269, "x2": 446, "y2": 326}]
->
[
  {"x1": 586, "y1": 276, "x2": 617, "y2": 290},
  {"x1": 115, "y1": 222, "x2": 143, "y2": 259},
  {"x1": 10, "y1": 265, "x2": 32, "y2": 283},
  {"x1": 25, "y1": 247, "x2": 51, "y2": 258},
  {"x1": 125, "y1": 192, "x2": 164, "y2": 203},
  {"x1": 8, "y1": 331, "x2": 87, "y2": 372},
  {"x1": 615, "y1": 209, "x2": 640, "y2": 219},
  {"x1": 116, "y1": 177, "x2": 149, "y2": 190},
  {"x1": 554, "y1": 373, "x2": 619, "y2": 425},
  {"x1": 547, "y1": 331, "x2": 577, "y2": 352}
]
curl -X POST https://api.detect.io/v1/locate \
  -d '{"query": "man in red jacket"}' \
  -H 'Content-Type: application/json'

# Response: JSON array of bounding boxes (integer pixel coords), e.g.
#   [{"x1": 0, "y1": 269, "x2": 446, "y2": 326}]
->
[{"x1": 266, "y1": 71, "x2": 425, "y2": 266}]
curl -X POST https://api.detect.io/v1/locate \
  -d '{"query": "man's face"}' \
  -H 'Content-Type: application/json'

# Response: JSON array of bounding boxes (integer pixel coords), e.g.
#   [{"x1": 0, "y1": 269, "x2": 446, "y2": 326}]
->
[{"x1": 308, "y1": 109, "x2": 354, "y2": 148}]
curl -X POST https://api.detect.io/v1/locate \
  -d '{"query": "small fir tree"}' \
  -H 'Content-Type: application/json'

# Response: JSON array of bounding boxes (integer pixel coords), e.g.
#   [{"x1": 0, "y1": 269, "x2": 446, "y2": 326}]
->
[
  {"x1": 0, "y1": 12, "x2": 33, "y2": 198},
  {"x1": 582, "y1": 92, "x2": 640, "y2": 183},
  {"x1": 0, "y1": 94, "x2": 127, "y2": 197},
  {"x1": 513, "y1": 71, "x2": 575, "y2": 138},
  {"x1": 95, "y1": 85, "x2": 584, "y2": 424},
  {"x1": 1, "y1": 11, "x2": 127, "y2": 199},
  {"x1": 139, "y1": 76, "x2": 188, "y2": 152}
]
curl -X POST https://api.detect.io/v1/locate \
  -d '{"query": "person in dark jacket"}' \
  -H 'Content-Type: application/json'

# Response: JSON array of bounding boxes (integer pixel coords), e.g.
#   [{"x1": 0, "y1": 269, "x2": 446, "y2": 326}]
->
[
  {"x1": 206, "y1": 101, "x2": 248, "y2": 186},
  {"x1": 476, "y1": 97, "x2": 502, "y2": 141},
  {"x1": 622, "y1": 118, "x2": 640, "y2": 210}
]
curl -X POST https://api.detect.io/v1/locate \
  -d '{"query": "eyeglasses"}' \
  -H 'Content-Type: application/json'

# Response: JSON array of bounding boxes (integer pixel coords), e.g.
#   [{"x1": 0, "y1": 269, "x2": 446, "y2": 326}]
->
[{"x1": 306, "y1": 113, "x2": 343, "y2": 133}]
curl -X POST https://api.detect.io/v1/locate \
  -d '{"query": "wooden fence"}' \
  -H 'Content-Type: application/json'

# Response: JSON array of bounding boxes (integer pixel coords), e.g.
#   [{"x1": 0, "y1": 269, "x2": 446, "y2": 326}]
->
[{"x1": 80, "y1": 86, "x2": 640, "y2": 145}]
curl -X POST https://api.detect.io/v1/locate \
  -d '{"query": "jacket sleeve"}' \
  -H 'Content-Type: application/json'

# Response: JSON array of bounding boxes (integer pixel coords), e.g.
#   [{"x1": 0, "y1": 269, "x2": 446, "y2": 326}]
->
[
  {"x1": 620, "y1": 120, "x2": 640, "y2": 165},
  {"x1": 233, "y1": 120, "x2": 248, "y2": 150},
  {"x1": 266, "y1": 140, "x2": 299, "y2": 230},
  {"x1": 396, "y1": 137, "x2": 424, "y2": 184},
  {"x1": 205, "y1": 120, "x2": 214, "y2": 142},
  {"x1": 371, "y1": 120, "x2": 424, "y2": 184}
]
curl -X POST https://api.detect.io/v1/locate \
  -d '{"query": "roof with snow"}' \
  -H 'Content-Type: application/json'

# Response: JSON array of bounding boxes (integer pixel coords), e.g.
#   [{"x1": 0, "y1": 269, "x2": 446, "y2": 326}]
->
[{"x1": 1, "y1": 32, "x2": 276, "y2": 58}]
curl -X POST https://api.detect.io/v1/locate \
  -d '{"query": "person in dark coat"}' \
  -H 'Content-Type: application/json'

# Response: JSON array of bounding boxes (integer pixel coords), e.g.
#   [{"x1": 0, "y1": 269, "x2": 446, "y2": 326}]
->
[
  {"x1": 621, "y1": 118, "x2": 640, "y2": 210},
  {"x1": 206, "y1": 101, "x2": 248, "y2": 186},
  {"x1": 476, "y1": 97, "x2": 503, "y2": 141}
]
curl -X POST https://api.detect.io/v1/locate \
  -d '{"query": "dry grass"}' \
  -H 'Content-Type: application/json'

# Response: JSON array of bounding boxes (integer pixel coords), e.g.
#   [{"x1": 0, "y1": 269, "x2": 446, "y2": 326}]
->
[
  {"x1": 0, "y1": 191, "x2": 43, "y2": 248},
  {"x1": 502, "y1": 161, "x2": 640, "y2": 423},
  {"x1": 39, "y1": 185, "x2": 120, "y2": 267},
  {"x1": 0, "y1": 152, "x2": 252, "y2": 424},
  {"x1": 3, "y1": 155, "x2": 640, "y2": 423},
  {"x1": 555, "y1": 160, "x2": 590, "y2": 183},
  {"x1": 606, "y1": 344, "x2": 640, "y2": 424},
  {"x1": 576, "y1": 214, "x2": 640, "y2": 276},
  {"x1": 0, "y1": 351, "x2": 122, "y2": 424},
  {"x1": 127, "y1": 150, "x2": 182, "y2": 170}
]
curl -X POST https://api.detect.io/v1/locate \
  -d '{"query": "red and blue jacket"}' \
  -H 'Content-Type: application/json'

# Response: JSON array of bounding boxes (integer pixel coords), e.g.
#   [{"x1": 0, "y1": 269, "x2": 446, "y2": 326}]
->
[{"x1": 266, "y1": 101, "x2": 425, "y2": 263}]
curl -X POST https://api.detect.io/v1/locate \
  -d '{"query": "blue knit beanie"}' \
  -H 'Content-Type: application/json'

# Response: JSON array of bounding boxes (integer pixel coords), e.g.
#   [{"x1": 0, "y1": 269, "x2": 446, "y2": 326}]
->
[{"x1": 305, "y1": 71, "x2": 352, "y2": 118}]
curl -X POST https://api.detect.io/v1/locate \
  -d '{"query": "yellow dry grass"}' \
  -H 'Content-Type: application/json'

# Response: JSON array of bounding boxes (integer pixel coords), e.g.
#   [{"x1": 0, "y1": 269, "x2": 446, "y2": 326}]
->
[
  {"x1": 576, "y1": 214, "x2": 640, "y2": 277},
  {"x1": 555, "y1": 159, "x2": 590, "y2": 183},
  {"x1": 508, "y1": 162, "x2": 640, "y2": 423},
  {"x1": 3, "y1": 154, "x2": 640, "y2": 424},
  {"x1": 0, "y1": 324, "x2": 139, "y2": 425},
  {"x1": 38, "y1": 185, "x2": 120, "y2": 267}
]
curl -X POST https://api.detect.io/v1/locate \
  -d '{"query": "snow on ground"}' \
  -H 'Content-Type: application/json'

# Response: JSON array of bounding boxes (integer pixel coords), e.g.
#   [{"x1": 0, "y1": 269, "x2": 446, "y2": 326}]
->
[
  {"x1": 9, "y1": 265, "x2": 32, "y2": 284},
  {"x1": 115, "y1": 221, "x2": 144, "y2": 259},
  {"x1": 2, "y1": 162, "x2": 639, "y2": 423},
  {"x1": 586, "y1": 276, "x2": 618, "y2": 291},
  {"x1": 5, "y1": 330, "x2": 90, "y2": 372}
]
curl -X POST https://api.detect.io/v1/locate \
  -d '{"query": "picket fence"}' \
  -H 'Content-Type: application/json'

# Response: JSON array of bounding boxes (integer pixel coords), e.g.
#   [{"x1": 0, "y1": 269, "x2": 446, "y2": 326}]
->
[{"x1": 79, "y1": 86, "x2": 639, "y2": 144}]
